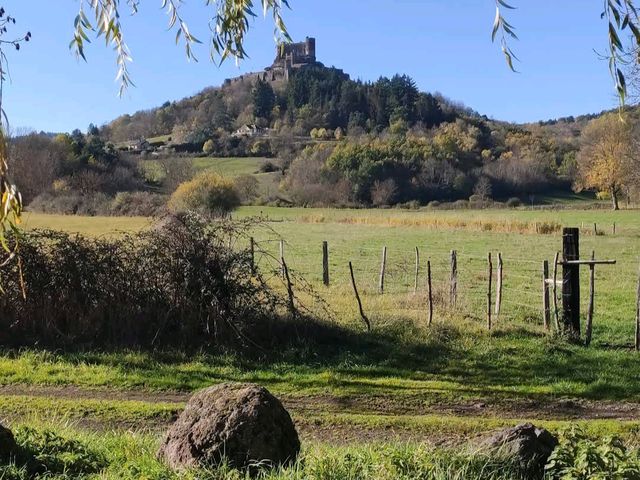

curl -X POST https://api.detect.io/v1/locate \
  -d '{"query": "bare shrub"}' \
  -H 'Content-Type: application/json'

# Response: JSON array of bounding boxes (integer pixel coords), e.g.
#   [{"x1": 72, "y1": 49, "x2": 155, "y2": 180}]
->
[
  {"x1": 259, "y1": 161, "x2": 279, "y2": 173},
  {"x1": 28, "y1": 192, "x2": 111, "y2": 216},
  {"x1": 370, "y1": 179, "x2": 398, "y2": 206},
  {"x1": 110, "y1": 191, "x2": 167, "y2": 216},
  {"x1": 284, "y1": 145, "x2": 352, "y2": 206},
  {"x1": 473, "y1": 176, "x2": 492, "y2": 200},
  {"x1": 156, "y1": 157, "x2": 195, "y2": 193},
  {"x1": 506, "y1": 197, "x2": 521, "y2": 208},
  {"x1": 8, "y1": 134, "x2": 65, "y2": 203},
  {"x1": 0, "y1": 214, "x2": 298, "y2": 349},
  {"x1": 234, "y1": 175, "x2": 260, "y2": 204}
]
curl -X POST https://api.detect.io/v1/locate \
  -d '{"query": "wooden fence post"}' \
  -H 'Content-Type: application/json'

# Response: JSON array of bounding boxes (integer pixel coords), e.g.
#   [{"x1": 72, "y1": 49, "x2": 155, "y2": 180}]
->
[
  {"x1": 487, "y1": 252, "x2": 493, "y2": 330},
  {"x1": 450, "y1": 250, "x2": 458, "y2": 307},
  {"x1": 414, "y1": 247, "x2": 420, "y2": 294},
  {"x1": 349, "y1": 262, "x2": 371, "y2": 332},
  {"x1": 379, "y1": 246, "x2": 387, "y2": 294},
  {"x1": 322, "y1": 241, "x2": 330, "y2": 286},
  {"x1": 249, "y1": 237, "x2": 256, "y2": 275},
  {"x1": 279, "y1": 239, "x2": 285, "y2": 279},
  {"x1": 427, "y1": 259, "x2": 433, "y2": 326},
  {"x1": 593, "y1": 223, "x2": 598, "y2": 236},
  {"x1": 585, "y1": 251, "x2": 595, "y2": 347},
  {"x1": 636, "y1": 260, "x2": 640, "y2": 351},
  {"x1": 613, "y1": 222, "x2": 616, "y2": 235},
  {"x1": 562, "y1": 228, "x2": 581, "y2": 338},
  {"x1": 552, "y1": 252, "x2": 560, "y2": 332},
  {"x1": 542, "y1": 260, "x2": 550, "y2": 330},
  {"x1": 495, "y1": 253, "x2": 503, "y2": 315},
  {"x1": 281, "y1": 257, "x2": 296, "y2": 317}
]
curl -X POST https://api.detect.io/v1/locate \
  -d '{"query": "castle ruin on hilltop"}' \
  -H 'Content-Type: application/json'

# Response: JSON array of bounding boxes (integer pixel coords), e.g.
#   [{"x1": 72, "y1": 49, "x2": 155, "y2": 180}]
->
[
  {"x1": 224, "y1": 37, "x2": 321, "y2": 86},
  {"x1": 266, "y1": 36, "x2": 316, "y2": 80}
]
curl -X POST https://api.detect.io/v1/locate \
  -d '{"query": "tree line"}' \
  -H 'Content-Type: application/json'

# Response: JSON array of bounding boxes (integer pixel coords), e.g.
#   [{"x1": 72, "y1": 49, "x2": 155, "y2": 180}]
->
[{"x1": 9, "y1": 63, "x2": 640, "y2": 213}]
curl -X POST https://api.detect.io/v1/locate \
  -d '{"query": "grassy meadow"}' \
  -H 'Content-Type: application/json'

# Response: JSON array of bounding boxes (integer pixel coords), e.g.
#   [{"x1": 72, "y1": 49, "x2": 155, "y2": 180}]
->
[
  {"x1": 191, "y1": 156, "x2": 269, "y2": 175},
  {"x1": 11, "y1": 206, "x2": 640, "y2": 400},
  {"x1": 139, "y1": 156, "x2": 282, "y2": 198},
  {"x1": 4, "y1": 205, "x2": 640, "y2": 477}
]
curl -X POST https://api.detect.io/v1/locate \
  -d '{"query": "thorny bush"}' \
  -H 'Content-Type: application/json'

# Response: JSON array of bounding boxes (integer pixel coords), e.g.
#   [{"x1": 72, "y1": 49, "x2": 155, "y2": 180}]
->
[{"x1": 0, "y1": 213, "x2": 301, "y2": 350}]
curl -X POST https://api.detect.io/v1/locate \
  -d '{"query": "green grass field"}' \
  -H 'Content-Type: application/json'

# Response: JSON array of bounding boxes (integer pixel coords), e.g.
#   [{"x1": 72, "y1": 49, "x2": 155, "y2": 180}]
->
[
  {"x1": 191, "y1": 156, "x2": 269, "y2": 176},
  {"x1": 190, "y1": 157, "x2": 281, "y2": 195},
  {"x1": 139, "y1": 156, "x2": 280, "y2": 196},
  {"x1": 19, "y1": 212, "x2": 152, "y2": 236},
  {"x1": 15, "y1": 206, "x2": 640, "y2": 399},
  {"x1": 7, "y1": 206, "x2": 640, "y2": 477},
  {"x1": 141, "y1": 156, "x2": 270, "y2": 181}
]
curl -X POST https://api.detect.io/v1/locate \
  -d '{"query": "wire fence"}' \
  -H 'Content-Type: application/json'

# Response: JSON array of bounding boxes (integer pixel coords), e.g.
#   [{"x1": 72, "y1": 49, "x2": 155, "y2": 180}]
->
[
  {"x1": 249, "y1": 235, "x2": 552, "y2": 329},
  {"x1": 240, "y1": 222, "x2": 640, "y2": 349}
]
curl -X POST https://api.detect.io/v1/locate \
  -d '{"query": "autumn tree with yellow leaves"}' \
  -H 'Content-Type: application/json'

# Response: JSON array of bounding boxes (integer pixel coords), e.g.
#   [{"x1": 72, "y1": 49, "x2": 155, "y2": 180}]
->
[{"x1": 576, "y1": 113, "x2": 637, "y2": 210}]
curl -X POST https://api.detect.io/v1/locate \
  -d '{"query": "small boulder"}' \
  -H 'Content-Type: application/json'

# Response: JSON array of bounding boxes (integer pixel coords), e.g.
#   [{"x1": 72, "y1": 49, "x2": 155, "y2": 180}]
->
[
  {"x1": 158, "y1": 383, "x2": 300, "y2": 471},
  {"x1": 0, "y1": 423, "x2": 18, "y2": 461},
  {"x1": 483, "y1": 423, "x2": 557, "y2": 477}
]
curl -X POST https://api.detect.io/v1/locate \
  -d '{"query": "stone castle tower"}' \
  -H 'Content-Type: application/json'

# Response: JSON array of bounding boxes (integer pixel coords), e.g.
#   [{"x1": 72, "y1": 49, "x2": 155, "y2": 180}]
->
[
  {"x1": 224, "y1": 37, "x2": 322, "y2": 86},
  {"x1": 269, "y1": 37, "x2": 317, "y2": 80},
  {"x1": 275, "y1": 37, "x2": 316, "y2": 66}
]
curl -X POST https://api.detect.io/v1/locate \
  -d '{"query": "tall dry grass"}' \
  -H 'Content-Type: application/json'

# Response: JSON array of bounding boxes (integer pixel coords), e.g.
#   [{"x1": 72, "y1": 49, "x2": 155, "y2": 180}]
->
[{"x1": 297, "y1": 214, "x2": 561, "y2": 235}]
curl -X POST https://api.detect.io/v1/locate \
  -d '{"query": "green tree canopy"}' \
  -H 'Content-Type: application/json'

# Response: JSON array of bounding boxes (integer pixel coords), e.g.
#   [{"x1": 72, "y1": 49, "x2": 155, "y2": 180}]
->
[{"x1": 252, "y1": 79, "x2": 276, "y2": 121}]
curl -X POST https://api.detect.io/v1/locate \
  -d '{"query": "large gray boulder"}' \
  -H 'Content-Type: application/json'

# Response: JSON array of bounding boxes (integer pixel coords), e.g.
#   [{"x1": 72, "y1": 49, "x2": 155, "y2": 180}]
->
[
  {"x1": 483, "y1": 423, "x2": 557, "y2": 477},
  {"x1": 158, "y1": 383, "x2": 300, "y2": 471}
]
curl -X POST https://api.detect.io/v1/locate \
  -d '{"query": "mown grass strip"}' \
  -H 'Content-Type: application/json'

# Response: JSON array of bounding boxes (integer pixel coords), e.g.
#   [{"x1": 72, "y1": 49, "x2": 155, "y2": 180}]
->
[
  {"x1": 1, "y1": 394, "x2": 639, "y2": 443},
  {"x1": 0, "y1": 395, "x2": 180, "y2": 425}
]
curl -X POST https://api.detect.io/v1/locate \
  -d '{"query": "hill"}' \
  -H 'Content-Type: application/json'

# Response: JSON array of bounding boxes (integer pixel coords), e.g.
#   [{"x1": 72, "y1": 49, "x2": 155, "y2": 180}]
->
[
  {"x1": 101, "y1": 37, "x2": 463, "y2": 147},
  {"x1": 13, "y1": 37, "x2": 638, "y2": 213}
]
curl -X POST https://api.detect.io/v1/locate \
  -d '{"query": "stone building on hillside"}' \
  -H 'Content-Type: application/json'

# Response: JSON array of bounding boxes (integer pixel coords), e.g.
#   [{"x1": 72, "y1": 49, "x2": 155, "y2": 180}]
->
[
  {"x1": 224, "y1": 37, "x2": 321, "y2": 86},
  {"x1": 232, "y1": 124, "x2": 265, "y2": 138}
]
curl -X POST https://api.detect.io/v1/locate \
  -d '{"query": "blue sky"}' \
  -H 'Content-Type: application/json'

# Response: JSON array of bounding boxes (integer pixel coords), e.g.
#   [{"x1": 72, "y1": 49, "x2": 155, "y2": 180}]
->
[{"x1": 3, "y1": 1, "x2": 618, "y2": 133}]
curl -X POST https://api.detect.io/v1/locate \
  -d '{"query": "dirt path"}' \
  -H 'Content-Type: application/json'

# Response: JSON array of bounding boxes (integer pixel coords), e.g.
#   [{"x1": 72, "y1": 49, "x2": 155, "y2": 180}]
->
[
  {"x1": 1, "y1": 384, "x2": 639, "y2": 420},
  {"x1": 1, "y1": 384, "x2": 638, "y2": 444}
]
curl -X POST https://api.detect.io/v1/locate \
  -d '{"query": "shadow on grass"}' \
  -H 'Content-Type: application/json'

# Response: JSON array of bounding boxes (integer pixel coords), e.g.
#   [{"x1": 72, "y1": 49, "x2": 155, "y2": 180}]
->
[{"x1": 4, "y1": 315, "x2": 640, "y2": 403}]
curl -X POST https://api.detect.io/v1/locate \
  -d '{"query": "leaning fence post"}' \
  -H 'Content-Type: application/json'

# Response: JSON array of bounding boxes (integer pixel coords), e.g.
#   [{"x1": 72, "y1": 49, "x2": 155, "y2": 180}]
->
[
  {"x1": 635, "y1": 260, "x2": 640, "y2": 351},
  {"x1": 450, "y1": 250, "x2": 458, "y2": 307},
  {"x1": 542, "y1": 260, "x2": 550, "y2": 330},
  {"x1": 281, "y1": 257, "x2": 296, "y2": 317},
  {"x1": 322, "y1": 241, "x2": 330, "y2": 286},
  {"x1": 427, "y1": 259, "x2": 433, "y2": 326},
  {"x1": 279, "y1": 239, "x2": 285, "y2": 279},
  {"x1": 495, "y1": 253, "x2": 503, "y2": 315},
  {"x1": 593, "y1": 223, "x2": 598, "y2": 236},
  {"x1": 349, "y1": 261, "x2": 371, "y2": 332},
  {"x1": 414, "y1": 247, "x2": 420, "y2": 294},
  {"x1": 379, "y1": 246, "x2": 387, "y2": 294},
  {"x1": 585, "y1": 251, "x2": 595, "y2": 347},
  {"x1": 487, "y1": 252, "x2": 493, "y2": 330},
  {"x1": 249, "y1": 237, "x2": 256, "y2": 275}
]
